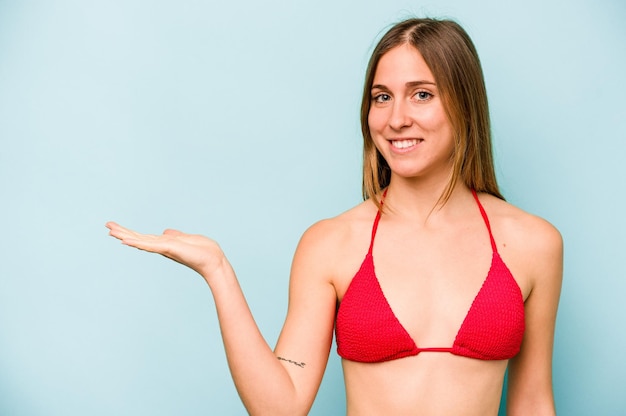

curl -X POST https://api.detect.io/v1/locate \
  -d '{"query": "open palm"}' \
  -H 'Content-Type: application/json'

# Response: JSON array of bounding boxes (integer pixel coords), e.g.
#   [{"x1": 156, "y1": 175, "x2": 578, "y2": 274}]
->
[{"x1": 106, "y1": 222, "x2": 227, "y2": 280}]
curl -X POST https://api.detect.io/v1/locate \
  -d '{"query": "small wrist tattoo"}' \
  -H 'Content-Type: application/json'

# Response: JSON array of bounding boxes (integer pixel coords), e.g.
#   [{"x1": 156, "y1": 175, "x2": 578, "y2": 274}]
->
[{"x1": 277, "y1": 356, "x2": 306, "y2": 368}]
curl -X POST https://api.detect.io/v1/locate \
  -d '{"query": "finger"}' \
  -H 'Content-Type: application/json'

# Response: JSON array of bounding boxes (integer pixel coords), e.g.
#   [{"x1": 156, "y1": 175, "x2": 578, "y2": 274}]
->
[
  {"x1": 106, "y1": 221, "x2": 127, "y2": 240},
  {"x1": 121, "y1": 236, "x2": 175, "y2": 257},
  {"x1": 106, "y1": 221, "x2": 131, "y2": 233},
  {"x1": 105, "y1": 221, "x2": 120, "y2": 230},
  {"x1": 106, "y1": 222, "x2": 151, "y2": 242},
  {"x1": 163, "y1": 228, "x2": 184, "y2": 236}
]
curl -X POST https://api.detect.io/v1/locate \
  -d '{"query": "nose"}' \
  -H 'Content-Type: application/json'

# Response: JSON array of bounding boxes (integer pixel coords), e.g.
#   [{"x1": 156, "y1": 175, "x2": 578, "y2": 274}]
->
[{"x1": 388, "y1": 99, "x2": 412, "y2": 130}]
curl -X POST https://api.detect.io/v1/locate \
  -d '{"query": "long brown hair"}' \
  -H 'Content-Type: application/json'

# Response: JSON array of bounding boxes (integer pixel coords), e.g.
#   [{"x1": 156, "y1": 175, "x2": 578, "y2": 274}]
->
[{"x1": 361, "y1": 18, "x2": 504, "y2": 209}]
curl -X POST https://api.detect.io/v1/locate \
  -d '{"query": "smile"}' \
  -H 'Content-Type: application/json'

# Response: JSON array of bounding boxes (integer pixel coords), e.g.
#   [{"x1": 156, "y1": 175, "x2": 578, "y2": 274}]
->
[{"x1": 390, "y1": 139, "x2": 422, "y2": 149}]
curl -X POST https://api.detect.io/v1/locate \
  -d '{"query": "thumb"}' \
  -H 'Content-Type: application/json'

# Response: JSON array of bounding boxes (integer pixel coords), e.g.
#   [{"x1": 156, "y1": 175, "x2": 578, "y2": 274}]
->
[{"x1": 163, "y1": 228, "x2": 184, "y2": 236}]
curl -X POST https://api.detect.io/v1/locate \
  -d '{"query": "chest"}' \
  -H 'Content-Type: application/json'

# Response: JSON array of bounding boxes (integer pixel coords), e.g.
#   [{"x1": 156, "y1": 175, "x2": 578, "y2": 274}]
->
[
  {"x1": 387, "y1": 229, "x2": 493, "y2": 338},
  {"x1": 338, "y1": 220, "x2": 497, "y2": 345}
]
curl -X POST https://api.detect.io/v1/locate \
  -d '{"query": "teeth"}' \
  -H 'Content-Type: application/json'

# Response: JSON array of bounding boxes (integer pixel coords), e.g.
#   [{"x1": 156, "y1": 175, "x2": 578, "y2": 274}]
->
[{"x1": 392, "y1": 139, "x2": 419, "y2": 149}]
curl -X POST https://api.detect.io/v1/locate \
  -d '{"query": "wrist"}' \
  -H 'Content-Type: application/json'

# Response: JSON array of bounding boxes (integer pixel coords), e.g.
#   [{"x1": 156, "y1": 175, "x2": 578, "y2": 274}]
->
[{"x1": 200, "y1": 255, "x2": 234, "y2": 288}]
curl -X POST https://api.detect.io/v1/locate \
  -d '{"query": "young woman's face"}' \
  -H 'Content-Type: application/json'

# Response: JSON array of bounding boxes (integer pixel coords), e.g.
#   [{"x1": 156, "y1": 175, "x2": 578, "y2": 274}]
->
[{"x1": 368, "y1": 44, "x2": 454, "y2": 183}]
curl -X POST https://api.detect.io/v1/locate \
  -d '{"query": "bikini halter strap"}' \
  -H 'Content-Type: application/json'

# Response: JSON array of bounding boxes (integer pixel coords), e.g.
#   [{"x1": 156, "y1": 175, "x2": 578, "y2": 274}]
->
[
  {"x1": 471, "y1": 189, "x2": 498, "y2": 253},
  {"x1": 367, "y1": 189, "x2": 387, "y2": 255},
  {"x1": 369, "y1": 189, "x2": 498, "y2": 255}
]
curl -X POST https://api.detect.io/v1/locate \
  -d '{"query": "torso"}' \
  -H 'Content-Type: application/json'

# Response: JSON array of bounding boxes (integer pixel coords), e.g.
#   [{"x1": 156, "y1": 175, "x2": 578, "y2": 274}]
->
[
  {"x1": 327, "y1": 188, "x2": 535, "y2": 415},
  {"x1": 343, "y1": 354, "x2": 507, "y2": 415}
]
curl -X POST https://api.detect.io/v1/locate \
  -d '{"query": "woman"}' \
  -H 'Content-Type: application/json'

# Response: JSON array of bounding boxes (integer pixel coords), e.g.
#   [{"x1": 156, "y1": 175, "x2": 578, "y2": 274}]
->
[{"x1": 107, "y1": 18, "x2": 562, "y2": 415}]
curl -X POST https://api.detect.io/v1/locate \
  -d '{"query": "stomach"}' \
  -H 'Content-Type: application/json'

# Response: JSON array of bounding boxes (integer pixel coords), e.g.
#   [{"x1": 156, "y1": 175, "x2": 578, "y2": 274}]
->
[{"x1": 342, "y1": 353, "x2": 508, "y2": 416}]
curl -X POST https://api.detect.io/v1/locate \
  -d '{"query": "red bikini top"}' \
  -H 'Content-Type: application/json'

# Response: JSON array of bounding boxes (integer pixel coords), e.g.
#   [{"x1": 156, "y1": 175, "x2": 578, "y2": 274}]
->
[{"x1": 335, "y1": 190, "x2": 525, "y2": 362}]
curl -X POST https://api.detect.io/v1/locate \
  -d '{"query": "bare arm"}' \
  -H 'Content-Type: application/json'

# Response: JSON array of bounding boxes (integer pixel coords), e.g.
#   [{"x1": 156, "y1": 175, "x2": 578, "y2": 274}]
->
[
  {"x1": 506, "y1": 219, "x2": 563, "y2": 415},
  {"x1": 106, "y1": 220, "x2": 338, "y2": 415}
]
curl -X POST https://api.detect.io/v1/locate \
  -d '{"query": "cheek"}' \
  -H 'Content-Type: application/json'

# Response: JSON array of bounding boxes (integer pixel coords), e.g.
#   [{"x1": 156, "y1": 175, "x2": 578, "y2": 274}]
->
[
  {"x1": 417, "y1": 106, "x2": 445, "y2": 129},
  {"x1": 424, "y1": 112, "x2": 454, "y2": 145},
  {"x1": 368, "y1": 108, "x2": 385, "y2": 134}
]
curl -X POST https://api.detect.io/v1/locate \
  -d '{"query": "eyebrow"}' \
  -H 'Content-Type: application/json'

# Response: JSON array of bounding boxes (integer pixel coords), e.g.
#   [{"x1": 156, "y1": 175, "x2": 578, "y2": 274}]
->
[{"x1": 371, "y1": 80, "x2": 437, "y2": 90}]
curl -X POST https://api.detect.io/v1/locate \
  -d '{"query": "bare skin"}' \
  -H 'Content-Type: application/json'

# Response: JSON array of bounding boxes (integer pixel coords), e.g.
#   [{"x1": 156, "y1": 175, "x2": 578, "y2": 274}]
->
[
  {"x1": 106, "y1": 44, "x2": 562, "y2": 415},
  {"x1": 105, "y1": 185, "x2": 561, "y2": 415},
  {"x1": 329, "y1": 186, "x2": 562, "y2": 415}
]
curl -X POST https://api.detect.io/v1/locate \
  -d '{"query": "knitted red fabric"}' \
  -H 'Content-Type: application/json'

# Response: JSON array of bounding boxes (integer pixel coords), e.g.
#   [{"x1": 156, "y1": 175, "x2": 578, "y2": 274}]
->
[{"x1": 335, "y1": 190, "x2": 525, "y2": 363}]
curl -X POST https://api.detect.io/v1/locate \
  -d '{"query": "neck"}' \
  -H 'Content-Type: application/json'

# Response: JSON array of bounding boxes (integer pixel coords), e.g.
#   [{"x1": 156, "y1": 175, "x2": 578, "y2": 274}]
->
[{"x1": 383, "y1": 176, "x2": 472, "y2": 223}]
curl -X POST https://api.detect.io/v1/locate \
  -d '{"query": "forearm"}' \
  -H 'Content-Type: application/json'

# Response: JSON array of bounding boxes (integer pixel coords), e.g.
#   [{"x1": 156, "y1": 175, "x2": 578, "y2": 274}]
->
[
  {"x1": 507, "y1": 395, "x2": 555, "y2": 416},
  {"x1": 507, "y1": 374, "x2": 555, "y2": 416},
  {"x1": 105, "y1": 222, "x2": 323, "y2": 414},
  {"x1": 206, "y1": 260, "x2": 303, "y2": 415}
]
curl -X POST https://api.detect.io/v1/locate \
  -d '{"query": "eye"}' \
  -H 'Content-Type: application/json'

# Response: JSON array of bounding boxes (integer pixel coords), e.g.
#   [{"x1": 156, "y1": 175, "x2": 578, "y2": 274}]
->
[
  {"x1": 372, "y1": 93, "x2": 391, "y2": 103},
  {"x1": 414, "y1": 91, "x2": 433, "y2": 101}
]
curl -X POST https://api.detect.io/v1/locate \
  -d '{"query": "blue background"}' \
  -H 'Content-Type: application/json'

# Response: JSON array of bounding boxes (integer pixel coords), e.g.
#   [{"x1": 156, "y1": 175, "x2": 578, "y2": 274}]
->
[{"x1": 1, "y1": 0, "x2": 624, "y2": 414}]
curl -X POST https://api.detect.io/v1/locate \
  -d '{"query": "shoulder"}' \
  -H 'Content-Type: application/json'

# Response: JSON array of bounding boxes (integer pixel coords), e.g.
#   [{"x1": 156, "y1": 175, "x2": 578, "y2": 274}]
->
[
  {"x1": 477, "y1": 193, "x2": 562, "y2": 253},
  {"x1": 477, "y1": 193, "x2": 563, "y2": 290},
  {"x1": 292, "y1": 200, "x2": 378, "y2": 283},
  {"x1": 302, "y1": 201, "x2": 375, "y2": 243}
]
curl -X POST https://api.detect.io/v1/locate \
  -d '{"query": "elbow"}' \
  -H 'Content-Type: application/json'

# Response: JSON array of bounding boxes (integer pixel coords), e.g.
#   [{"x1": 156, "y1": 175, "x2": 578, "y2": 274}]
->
[
  {"x1": 507, "y1": 395, "x2": 556, "y2": 416},
  {"x1": 242, "y1": 389, "x2": 313, "y2": 416},
  {"x1": 245, "y1": 402, "x2": 312, "y2": 416}
]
